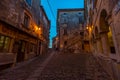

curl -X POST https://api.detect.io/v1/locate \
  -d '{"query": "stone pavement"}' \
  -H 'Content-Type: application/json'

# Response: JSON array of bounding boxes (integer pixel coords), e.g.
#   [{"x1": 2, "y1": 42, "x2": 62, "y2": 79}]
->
[
  {"x1": 0, "y1": 51, "x2": 113, "y2": 80},
  {"x1": 0, "y1": 51, "x2": 54, "y2": 80}
]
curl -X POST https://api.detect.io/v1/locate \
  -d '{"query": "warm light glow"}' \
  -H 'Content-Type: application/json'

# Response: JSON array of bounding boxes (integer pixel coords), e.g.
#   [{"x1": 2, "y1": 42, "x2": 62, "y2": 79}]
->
[
  {"x1": 60, "y1": 44, "x2": 63, "y2": 48},
  {"x1": 92, "y1": 25, "x2": 94, "y2": 29},
  {"x1": 35, "y1": 26, "x2": 38, "y2": 31},
  {"x1": 38, "y1": 27, "x2": 41, "y2": 30},
  {"x1": 86, "y1": 26, "x2": 89, "y2": 30},
  {"x1": 86, "y1": 26, "x2": 92, "y2": 32},
  {"x1": 89, "y1": 27, "x2": 92, "y2": 32}
]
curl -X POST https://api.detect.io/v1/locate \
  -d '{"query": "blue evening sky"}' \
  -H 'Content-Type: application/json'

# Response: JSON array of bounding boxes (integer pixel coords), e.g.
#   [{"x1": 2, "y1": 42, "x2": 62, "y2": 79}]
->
[{"x1": 41, "y1": 0, "x2": 84, "y2": 47}]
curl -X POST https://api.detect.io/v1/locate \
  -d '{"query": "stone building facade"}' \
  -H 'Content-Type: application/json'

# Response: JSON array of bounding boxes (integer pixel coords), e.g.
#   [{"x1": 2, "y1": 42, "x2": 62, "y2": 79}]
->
[
  {"x1": 57, "y1": 9, "x2": 86, "y2": 53},
  {"x1": 84, "y1": 0, "x2": 120, "y2": 79},
  {"x1": 0, "y1": 0, "x2": 50, "y2": 67},
  {"x1": 52, "y1": 36, "x2": 59, "y2": 50},
  {"x1": 40, "y1": 6, "x2": 50, "y2": 54}
]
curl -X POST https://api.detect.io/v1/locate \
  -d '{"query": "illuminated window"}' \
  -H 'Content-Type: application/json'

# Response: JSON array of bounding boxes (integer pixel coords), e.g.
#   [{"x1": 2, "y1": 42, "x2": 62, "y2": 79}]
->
[
  {"x1": 108, "y1": 27, "x2": 116, "y2": 53},
  {"x1": 0, "y1": 35, "x2": 11, "y2": 53},
  {"x1": 0, "y1": 36, "x2": 4, "y2": 49}
]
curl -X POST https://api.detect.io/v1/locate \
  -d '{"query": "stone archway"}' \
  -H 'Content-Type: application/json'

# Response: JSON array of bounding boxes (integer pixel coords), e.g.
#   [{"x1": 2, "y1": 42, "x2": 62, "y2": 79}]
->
[
  {"x1": 99, "y1": 9, "x2": 109, "y2": 33},
  {"x1": 99, "y1": 9, "x2": 116, "y2": 56}
]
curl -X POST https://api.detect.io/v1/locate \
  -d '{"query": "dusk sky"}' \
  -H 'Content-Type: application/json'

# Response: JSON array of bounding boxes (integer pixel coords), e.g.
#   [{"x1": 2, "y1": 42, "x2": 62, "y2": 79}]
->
[{"x1": 41, "y1": 0, "x2": 84, "y2": 47}]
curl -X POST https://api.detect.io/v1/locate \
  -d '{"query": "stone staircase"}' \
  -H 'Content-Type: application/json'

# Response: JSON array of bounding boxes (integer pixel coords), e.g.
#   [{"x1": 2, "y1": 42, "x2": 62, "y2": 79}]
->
[
  {"x1": 63, "y1": 33, "x2": 83, "y2": 53},
  {"x1": 86, "y1": 55, "x2": 113, "y2": 80}
]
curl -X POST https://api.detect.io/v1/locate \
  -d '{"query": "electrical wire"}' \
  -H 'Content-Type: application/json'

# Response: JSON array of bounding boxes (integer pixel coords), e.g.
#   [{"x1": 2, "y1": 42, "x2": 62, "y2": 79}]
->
[{"x1": 46, "y1": 0, "x2": 56, "y2": 20}]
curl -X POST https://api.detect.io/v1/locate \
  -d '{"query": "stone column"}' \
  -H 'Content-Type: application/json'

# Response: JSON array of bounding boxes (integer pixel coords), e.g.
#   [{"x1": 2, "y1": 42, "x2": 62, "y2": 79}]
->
[
  {"x1": 9, "y1": 38, "x2": 14, "y2": 53},
  {"x1": 93, "y1": 41, "x2": 97, "y2": 55},
  {"x1": 96, "y1": 38, "x2": 103, "y2": 54},
  {"x1": 110, "y1": 23, "x2": 120, "y2": 62},
  {"x1": 9, "y1": 38, "x2": 16, "y2": 67},
  {"x1": 101, "y1": 33, "x2": 110, "y2": 56},
  {"x1": 110, "y1": 22, "x2": 120, "y2": 80},
  {"x1": 24, "y1": 42, "x2": 29, "y2": 60}
]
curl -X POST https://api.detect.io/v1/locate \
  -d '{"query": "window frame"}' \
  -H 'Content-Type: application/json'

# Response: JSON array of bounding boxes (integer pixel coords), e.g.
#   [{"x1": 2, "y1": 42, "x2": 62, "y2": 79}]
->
[
  {"x1": 0, "y1": 35, "x2": 11, "y2": 53},
  {"x1": 24, "y1": 13, "x2": 30, "y2": 28}
]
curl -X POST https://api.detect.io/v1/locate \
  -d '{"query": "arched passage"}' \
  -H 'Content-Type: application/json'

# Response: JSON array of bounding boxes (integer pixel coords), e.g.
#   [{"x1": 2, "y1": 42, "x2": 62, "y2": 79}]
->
[
  {"x1": 99, "y1": 9, "x2": 116, "y2": 55},
  {"x1": 99, "y1": 9, "x2": 109, "y2": 33}
]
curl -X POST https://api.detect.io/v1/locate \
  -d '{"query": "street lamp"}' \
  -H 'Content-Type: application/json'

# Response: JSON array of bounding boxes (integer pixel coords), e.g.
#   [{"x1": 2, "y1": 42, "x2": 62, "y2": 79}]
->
[
  {"x1": 38, "y1": 27, "x2": 41, "y2": 30},
  {"x1": 86, "y1": 26, "x2": 89, "y2": 30}
]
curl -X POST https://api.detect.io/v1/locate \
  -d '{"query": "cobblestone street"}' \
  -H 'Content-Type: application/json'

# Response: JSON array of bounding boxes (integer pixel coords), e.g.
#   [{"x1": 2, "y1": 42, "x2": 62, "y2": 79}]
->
[{"x1": 0, "y1": 50, "x2": 112, "y2": 80}]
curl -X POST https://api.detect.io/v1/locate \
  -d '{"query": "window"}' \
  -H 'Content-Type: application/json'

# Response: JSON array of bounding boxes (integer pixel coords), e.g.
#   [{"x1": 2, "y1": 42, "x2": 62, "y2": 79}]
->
[
  {"x1": 80, "y1": 32, "x2": 84, "y2": 36},
  {"x1": 24, "y1": 13, "x2": 30, "y2": 28},
  {"x1": 0, "y1": 35, "x2": 11, "y2": 52},
  {"x1": 29, "y1": 43, "x2": 36, "y2": 53},
  {"x1": 64, "y1": 41, "x2": 67, "y2": 46},
  {"x1": 64, "y1": 13, "x2": 67, "y2": 15},
  {"x1": 79, "y1": 17, "x2": 82, "y2": 24},
  {"x1": 0, "y1": 36, "x2": 4, "y2": 49},
  {"x1": 63, "y1": 18, "x2": 67, "y2": 23},
  {"x1": 63, "y1": 29, "x2": 67, "y2": 35},
  {"x1": 26, "y1": 0, "x2": 32, "y2": 6}
]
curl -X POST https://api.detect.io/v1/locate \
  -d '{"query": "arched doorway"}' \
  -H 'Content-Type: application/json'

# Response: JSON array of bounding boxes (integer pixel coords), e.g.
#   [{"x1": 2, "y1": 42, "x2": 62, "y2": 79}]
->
[{"x1": 99, "y1": 9, "x2": 116, "y2": 55}]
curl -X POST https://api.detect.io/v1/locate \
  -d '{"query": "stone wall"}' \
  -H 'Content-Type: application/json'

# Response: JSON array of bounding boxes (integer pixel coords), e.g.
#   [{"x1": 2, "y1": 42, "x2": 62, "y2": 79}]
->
[
  {"x1": 91, "y1": 0, "x2": 120, "y2": 79},
  {"x1": 57, "y1": 9, "x2": 84, "y2": 51}
]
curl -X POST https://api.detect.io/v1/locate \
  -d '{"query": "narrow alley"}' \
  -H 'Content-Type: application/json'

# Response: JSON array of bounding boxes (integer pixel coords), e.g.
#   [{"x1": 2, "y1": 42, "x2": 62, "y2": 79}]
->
[
  {"x1": 0, "y1": 0, "x2": 120, "y2": 80},
  {"x1": 0, "y1": 50, "x2": 112, "y2": 80}
]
